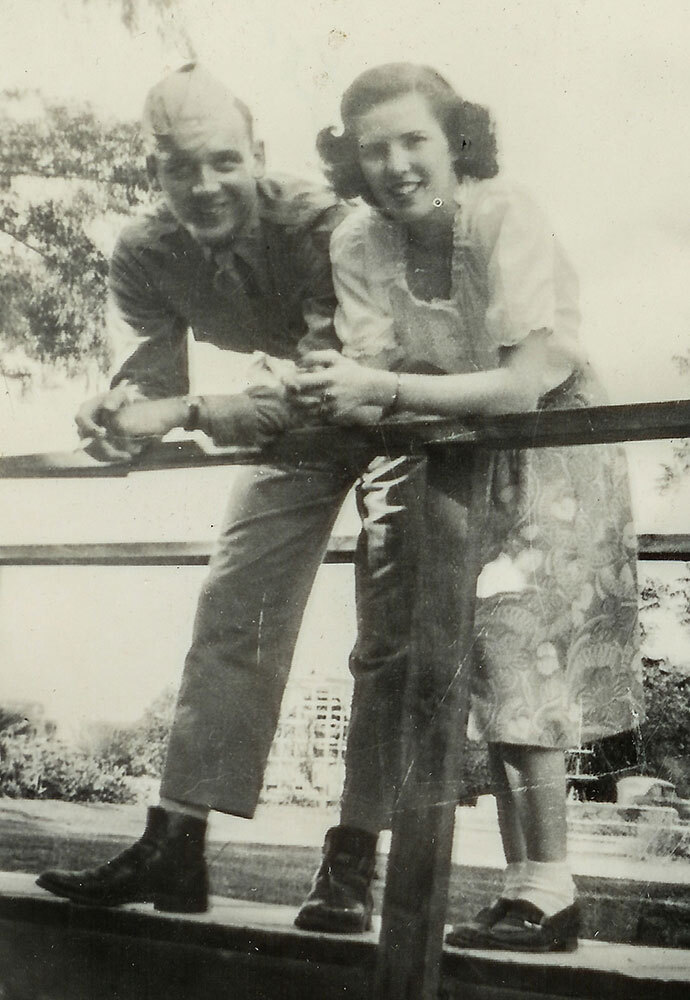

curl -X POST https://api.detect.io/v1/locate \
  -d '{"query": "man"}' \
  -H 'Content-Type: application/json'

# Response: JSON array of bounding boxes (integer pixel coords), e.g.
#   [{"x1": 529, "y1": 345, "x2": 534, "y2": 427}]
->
[{"x1": 36, "y1": 63, "x2": 421, "y2": 933}]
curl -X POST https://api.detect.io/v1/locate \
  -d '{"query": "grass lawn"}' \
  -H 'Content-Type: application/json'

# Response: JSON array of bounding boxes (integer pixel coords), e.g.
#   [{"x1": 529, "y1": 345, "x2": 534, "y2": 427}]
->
[
  {"x1": 0, "y1": 805, "x2": 685, "y2": 945},
  {"x1": 0, "y1": 804, "x2": 500, "y2": 915}
]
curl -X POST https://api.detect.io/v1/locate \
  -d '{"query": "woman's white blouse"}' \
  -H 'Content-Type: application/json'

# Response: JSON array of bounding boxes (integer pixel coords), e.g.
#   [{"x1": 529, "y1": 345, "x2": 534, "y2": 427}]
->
[{"x1": 331, "y1": 177, "x2": 585, "y2": 385}]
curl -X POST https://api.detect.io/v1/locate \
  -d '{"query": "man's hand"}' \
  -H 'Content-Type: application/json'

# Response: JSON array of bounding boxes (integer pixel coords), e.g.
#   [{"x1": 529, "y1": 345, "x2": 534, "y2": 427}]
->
[
  {"x1": 107, "y1": 398, "x2": 189, "y2": 440},
  {"x1": 75, "y1": 386, "x2": 148, "y2": 462}
]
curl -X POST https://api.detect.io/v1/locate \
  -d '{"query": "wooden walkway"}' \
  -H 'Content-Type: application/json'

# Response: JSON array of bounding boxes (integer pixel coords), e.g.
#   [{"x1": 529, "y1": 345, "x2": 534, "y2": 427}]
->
[{"x1": 1, "y1": 873, "x2": 689, "y2": 1000}]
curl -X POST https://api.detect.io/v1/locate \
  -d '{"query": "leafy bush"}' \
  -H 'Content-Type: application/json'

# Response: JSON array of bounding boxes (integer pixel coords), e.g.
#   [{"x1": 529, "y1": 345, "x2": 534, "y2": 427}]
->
[
  {"x1": 638, "y1": 660, "x2": 690, "y2": 795},
  {"x1": 0, "y1": 689, "x2": 175, "y2": 803},
  {"x1": 581, "y1": 657, "x2": 690, "y2": 799},
  {"x1": 96, "y1": 687, "x2": 176, "y2": 779},
  {"x1": 456, "y1": 740, "x2": 491, "y2": 805},
  {"x1": 0, "y1": 723, "x2": 134, "y2": 803}
]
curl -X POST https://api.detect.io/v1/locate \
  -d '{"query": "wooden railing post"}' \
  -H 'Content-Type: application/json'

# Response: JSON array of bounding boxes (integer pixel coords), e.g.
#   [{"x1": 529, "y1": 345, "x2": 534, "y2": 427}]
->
[{"x1": 373, "y1": 447, "x2": 492, "y2": 1000}]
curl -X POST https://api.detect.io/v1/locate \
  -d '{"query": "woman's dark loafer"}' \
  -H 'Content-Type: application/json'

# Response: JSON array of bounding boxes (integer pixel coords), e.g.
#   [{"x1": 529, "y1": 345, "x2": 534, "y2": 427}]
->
[
  {"x1": 445, "y1": 898, "x2": 511, "y2": 948},
  {"x1": 482, "y1": 899, "x2": 580, "y2": 953}
]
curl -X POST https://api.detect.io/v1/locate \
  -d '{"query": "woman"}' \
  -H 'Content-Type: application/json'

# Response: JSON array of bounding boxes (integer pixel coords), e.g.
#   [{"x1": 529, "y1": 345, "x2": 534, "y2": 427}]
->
[{"x1": 295, "y1": 63, "x2": 643, "y2": 952}]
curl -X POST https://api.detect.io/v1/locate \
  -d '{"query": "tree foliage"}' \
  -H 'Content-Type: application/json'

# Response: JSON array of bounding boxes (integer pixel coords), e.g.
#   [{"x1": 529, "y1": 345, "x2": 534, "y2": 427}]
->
[
  {"x1": 591, "y1": 571, "x2": 690, "y2": 793},
  {"x1": 0, "y1": 0, "x2": 191, "y2": 373},
  {"x1": 656, "y1": 351, "x2": 690, "y2": 488},
  {"x1": 585, "y1": 656, "x2": 690, "y2": 800},
  {"x1": 100, "y1": 0, "x2": 179, "y2": 31},
  {"x1": 83, "y1": 0, "x2": 194, "y2": 55},
  {"x1": 1, "y1": 195, "x2": 110, "y2": 369},
  {"x1": 0, "y1": 100, "x2": 146, "y2": 192},
  {"x1": 638, "y1": 660, "x2": 690, "y2": 795},
  {"x1": 0, "y1": 93, "x2": 149, "y2": 372},
  {"x1": 639, "y1": 568, "x2": 690, "y2": 639}
]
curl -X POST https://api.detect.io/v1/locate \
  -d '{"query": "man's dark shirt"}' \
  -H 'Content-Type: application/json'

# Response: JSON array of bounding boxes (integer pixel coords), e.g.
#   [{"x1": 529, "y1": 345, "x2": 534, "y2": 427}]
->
[{"x1": 108, "y1": 175, "x2": 347, "y2": 398}]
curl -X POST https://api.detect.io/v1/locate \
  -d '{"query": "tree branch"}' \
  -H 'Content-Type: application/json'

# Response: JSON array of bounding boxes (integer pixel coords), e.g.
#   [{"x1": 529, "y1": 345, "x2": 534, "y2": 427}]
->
[{"x1": 0, "y1": 227, "x2": 49, "y2": 262}]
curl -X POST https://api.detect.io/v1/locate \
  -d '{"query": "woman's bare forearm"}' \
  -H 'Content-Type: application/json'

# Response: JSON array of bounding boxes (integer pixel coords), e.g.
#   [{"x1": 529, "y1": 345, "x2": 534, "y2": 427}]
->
[{"x1": 369, "y1": 366, "x2": 543, "y2": 417}]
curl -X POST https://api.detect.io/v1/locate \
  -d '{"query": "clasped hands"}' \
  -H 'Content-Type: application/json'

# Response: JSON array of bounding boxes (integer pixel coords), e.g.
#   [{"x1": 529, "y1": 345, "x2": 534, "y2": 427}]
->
[
  {"x1": 289, "y1": 350, "x2": 389, "y2": 426},
  {"x1": 75, "y1": 352, "x2": 388, "y2": 462}
]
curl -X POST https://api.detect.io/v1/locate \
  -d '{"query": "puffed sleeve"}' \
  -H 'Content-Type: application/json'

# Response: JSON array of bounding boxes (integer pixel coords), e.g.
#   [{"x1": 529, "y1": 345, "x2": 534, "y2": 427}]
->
[
  {"x1": 330, "y1": 211, "x2": 402, "y2": 370},
  {"x1": 294, "y1": 203, "x2": 347, "y2": 357},
  {"x1": 471, "y1": 181, "x2": 586, "y2": 387}
]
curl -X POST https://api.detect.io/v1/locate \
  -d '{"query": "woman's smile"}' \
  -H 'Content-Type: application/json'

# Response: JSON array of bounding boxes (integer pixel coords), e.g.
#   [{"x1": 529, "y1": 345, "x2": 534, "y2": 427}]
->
[
  {"x1": 354, "y1": 92, "x2": 457, "y2": 226},
  {"x1": 387, "y1": 179, "x2": 424, "y2": 198}
]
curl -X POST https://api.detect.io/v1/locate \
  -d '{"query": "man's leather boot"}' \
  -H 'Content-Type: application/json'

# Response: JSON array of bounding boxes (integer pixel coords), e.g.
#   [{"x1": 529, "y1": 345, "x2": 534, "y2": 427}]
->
[
  {"x1": 294, "y1": 825, "x2": 377, "y2": 933},
  {"x1": 36, "y1": 806, "x2": 209, "y2": 912}
]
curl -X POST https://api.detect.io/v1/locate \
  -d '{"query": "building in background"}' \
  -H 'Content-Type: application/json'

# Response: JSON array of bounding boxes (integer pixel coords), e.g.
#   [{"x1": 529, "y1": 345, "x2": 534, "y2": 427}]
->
[{"x1": 262, "y1": 678, "x2": 351, "y2": 809}]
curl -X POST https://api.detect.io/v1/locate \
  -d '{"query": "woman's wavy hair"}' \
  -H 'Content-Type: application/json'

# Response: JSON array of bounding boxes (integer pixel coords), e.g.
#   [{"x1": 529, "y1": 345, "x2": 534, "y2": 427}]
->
[{"x1": 317, "y1": 63, "x2": 499, "y2": 203}]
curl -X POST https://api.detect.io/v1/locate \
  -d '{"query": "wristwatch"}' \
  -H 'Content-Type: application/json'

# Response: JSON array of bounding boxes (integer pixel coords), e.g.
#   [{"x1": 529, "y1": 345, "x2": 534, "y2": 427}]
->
[{"x1": 183, "y1": 395, "x2": 204, "y2": 432}]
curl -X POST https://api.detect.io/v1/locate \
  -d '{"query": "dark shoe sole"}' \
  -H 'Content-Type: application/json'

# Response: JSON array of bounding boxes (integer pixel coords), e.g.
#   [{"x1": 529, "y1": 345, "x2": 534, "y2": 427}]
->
[
  {"x1": 154, "y1": 893, "x2": 209, "y2": 914},
  {"x1": 482, "y1": 900, "x2": 581, "y2": 953},
  {"x1": 445, "y1": 899, "x2": 512, "y2": 949},
  {"x1": 484, "y1": 932, "x2": 578, "y2": 953},
  {"x1": 445, "y1": 926, "x2": 496, "y2": 949},
  {"x1": 35, "y1": 873, "x2": 71, "y2": 899},
  {"x1": 36, "y1": 874, "x2": 207, "y2": 913},
  {"x1": 36, "y1": 873, "x2": 153, "y2": 907},
  {"x1": 294, "y1": 907, "x2": 372, "y2": 934}
]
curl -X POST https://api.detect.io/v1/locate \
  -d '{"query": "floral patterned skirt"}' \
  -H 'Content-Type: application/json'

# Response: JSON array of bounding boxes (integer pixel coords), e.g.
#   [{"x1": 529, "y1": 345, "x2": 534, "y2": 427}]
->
[{"x1": 468, "y1": 384, "x2": 644, "y2": 748}]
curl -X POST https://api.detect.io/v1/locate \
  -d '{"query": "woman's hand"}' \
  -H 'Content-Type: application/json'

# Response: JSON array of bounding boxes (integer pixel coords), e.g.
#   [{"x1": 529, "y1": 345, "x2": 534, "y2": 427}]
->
[{"x1": 293, "y1": 350, "x2": 395, "y2": 423}]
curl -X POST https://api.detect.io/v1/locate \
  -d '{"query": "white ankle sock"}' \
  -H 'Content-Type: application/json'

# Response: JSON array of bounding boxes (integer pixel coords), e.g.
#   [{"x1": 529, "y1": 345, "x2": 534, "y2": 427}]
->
[
  {"x1": 502, "y1": 861, "x2": 526, "y2": 900},
  {"x1": 517, "y1": 860, "x2": 575, "y2": 917},
  {"x1": 159, "y1": 797, "x2": 209, "y2": 822}
]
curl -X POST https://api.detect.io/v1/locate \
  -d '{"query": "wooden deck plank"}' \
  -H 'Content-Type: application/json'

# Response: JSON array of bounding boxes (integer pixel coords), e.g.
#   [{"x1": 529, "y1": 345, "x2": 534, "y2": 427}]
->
[{"x1": 1, "y1": 874, "x2": 689, "y2": 1000}]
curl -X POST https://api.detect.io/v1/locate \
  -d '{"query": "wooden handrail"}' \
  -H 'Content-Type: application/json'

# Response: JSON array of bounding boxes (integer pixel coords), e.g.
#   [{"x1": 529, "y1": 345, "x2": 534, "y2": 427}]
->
[
  {"x1": 0, "y1": 533, "x2": 687, "y2": 565},
  {"x1": 0, "y1": 538, "x2": 357, "y2": 566},
  {"x1": 1, "y1": 398, "x2": 689, "y2": 478}
]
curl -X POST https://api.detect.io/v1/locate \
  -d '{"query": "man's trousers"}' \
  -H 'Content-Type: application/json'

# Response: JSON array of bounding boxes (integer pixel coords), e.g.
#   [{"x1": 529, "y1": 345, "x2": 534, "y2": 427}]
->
[{"x1": 160, "y1": 455, "x2": 425, "y2": 829}]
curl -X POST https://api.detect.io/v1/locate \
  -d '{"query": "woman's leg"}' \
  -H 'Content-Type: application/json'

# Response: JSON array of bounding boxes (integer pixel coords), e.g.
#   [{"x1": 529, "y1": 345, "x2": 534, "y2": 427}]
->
[
  {"x1": 500, "y1": 743, "x2": 567, "y2": 862},
  {"x1": 489, "y1": 742, "x2": 527, "y2": 866},
  {"x1": 488, "y1": 743, "x2": 529, "y2": 903},
  {"x1": 445, "y1": 744, "x2": 527, "y2": 944},
  {"x1": 497, "y1": 743, "x2": 575, "y2": 917}
]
